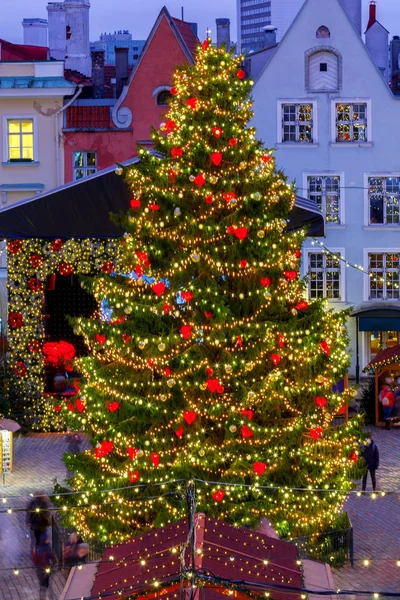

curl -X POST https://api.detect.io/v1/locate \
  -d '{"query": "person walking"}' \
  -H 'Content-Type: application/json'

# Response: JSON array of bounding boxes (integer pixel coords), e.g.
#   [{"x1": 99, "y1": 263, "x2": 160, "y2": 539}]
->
[
  {"x1": 33, "y1": 533, "x2": 57, "y2": 600},
  {"x1": 361, "y1": 433, "x2": 379, "y2": 492},
  {"x1": 26, "y1": 491, "x2": 51, "y2": 547}
]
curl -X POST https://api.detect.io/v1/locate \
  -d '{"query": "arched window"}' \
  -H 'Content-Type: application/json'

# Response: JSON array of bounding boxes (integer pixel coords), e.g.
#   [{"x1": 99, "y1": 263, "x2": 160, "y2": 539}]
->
[
  {"x1": 156, "y1": 90, "x2": 172, "y2": 106},
  {"x1": 305, "y1": 47, "x2": 342, "y2": 92},
  {"x1": 316, "y1": 26, "x2": 330, "y2": 39}
]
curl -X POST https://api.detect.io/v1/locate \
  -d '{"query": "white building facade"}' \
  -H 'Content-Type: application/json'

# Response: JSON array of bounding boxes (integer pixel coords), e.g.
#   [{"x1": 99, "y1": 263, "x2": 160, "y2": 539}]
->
[{"x1": 252, "y1": 0, "x2": 400, "y2": 379}]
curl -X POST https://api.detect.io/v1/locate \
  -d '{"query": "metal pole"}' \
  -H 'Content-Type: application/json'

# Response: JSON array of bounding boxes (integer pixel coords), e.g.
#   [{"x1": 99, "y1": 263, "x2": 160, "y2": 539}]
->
[{"x1": 355, "y1": 317, "x2": 360, "y2": 384}]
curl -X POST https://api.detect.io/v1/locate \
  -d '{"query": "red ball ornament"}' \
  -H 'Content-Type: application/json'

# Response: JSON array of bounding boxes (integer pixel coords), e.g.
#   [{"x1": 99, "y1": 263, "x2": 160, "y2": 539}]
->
[
  {"x1": 152, "y1": 282, "x2": 166, "y2": 296},
  {"x1": 30, "y1": 254, "x2": 43, "y2": 268},
  {"x1": 164, "y1": 119, "x2": 177, "y2": 133},
  {"x1": 181, "y1": 325, "x2": 192, "y2": 339},
  {"x1": 128, "y1": 447, "x2": 138, "y2": 459},
  {"x1": 206, "y1": 367, "x2": 214, "y2": 376},
  {"x1": 223, "y1": 191, "x2": 236, "y2": 203},
  {"x1": 101, "y1": 261, "x2": 114, "y2": 274},
  {"x1": 320, "y1": 340, "x2": 331, "y2": 356},
  {"x1": 163, "y1": 303, "x2": 172, "y2": 314},
  {"x1": 169, "y1": 170, "x2": 177, "y2": 183},
  {"x1": 67, "y1": 402, "x2": 75, "y2": 412},
  {"x1": 239, "y1": 259, "x2": 248, "y2": 268},
  {"x1": 129, "y1": 470, "x2": 140, "y2": 483},
  {"x1": 148, "y1": 203, "x2": 160, "y2": 211},
  {"x1": 164, "y1": 366, "x2": 172, "y2": 376},
  {"x1": 315, "y1": 396, "x2": 327, "y2": 408},
  {"x1": 186, "y1": 97, "x2": 198, "y2": 110},
  {"x1": 295, "y1": 301, "x2": 309, "y2": 311},
  {"x1": 295, "y1": 249, "x2": 302, "y2": 259},
  {"x1": 130, "y1": 198, "x2": 141, "y2": 210},
  {"x1": 253, "y1": 462, "x2": 266, "y2": 476},
  {"x1": 211, "y1": 152, "x2": 223, "y2": 166},
  {"x1": 240, "y1": 409, "x2": 253, "y2": 420},
  {"x1": 76, "y1": 399, "x2": 85, "y2": 413},
  {"x1": 205, "y1": 311, "x2": 213, "y2": 319},
  {"x1": 122, "y1": 334, "x2": 131, "y2": 343},
  {"x1": 271, "y1": 353, "x2": 281, "y2": 366},
  {"x1": 350, "y1": 451, "x2": 358, "y2": 463},
  {"x1": 234, "y1": 227, "x2": 248, "y2": 241},
  {"x1": 151, "y1": 452, "x2": 161, "y2": 466},
  {"x1": 170, "y1": 86, "x2": 178, "y2": 95},
  {"x1": 59, "y1": 263, "x2": 73, "y2": 276},
  {"x1": 202, "y1": 39, "x2": 210, "y2": 50},
  {"x1": 236, "y1": 336, "x2": 243, "y2": 347},
  {"x1": 183, "y1": 411, "x2": 196, "y2": 425},
  {"x1": 175, "y1": 425, "x2": 184, "y2": 438},
  {"x1": 171, "y1": 147, "x2": 183, "y2": 158},
  {"x1": 277, "y1": 333, "x2": 285, "y2": 348},
  {"x1": 284, "y1": 271, "x2": 297, "y2": 282},
  {"x1": 237, "y1": 69, "x2": 246, "y2": 79},
  {"x1": 54, "y1": 404, "x2": 61, "y2": 413},
  {"x1": 181, "y1": 291, "x2": 194, "y2": 302},
  {"x1": 95, "y1": 333, "x2": 106, "y2": 346},
  {"x1": 229, "y1": 138, "x2": 238, "y2": 146},
  {"x1": 212, "y1": 126, "x2": 223, "y2": 139},
  {"x1": 108, "y1": 401, "x2": 120, "y2": 413},
  {"x1": 260, "y1": 277, "x2": 271, "y2": 288},
  {"x1": 212, "y1": 489, "x2": 225, "y2": 502},
  {"x1": 205, "y1": 195, "x2": 214, "y2": 204},
  {"x1": 135, "y1": 265, "x2": 144, "y2": 277},
  {"x1": 217, "y1": 384, "x2": 225, "y2": 394},
  {"x1": 193, "y1": 173, "x2": 206, "y2": 187},
  {"x1": 338, "y1": 404, "x2": 347, "y2": 415},
  {"x1": 310, "y1": 427, "x2": 323, "y2": 440},
  {"x1": 241, "y1": 425, "x2": 254, "y2": 438}
]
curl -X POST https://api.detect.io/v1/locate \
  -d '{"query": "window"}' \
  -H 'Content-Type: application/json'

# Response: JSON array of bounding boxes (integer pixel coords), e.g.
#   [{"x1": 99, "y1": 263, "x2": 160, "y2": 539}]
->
[
  {"x1": 306, "y1": 48, "x2": 341, "y2": 92},
  {"x1": 73, "y1": 151, "x2": 97, "y2": 180},
  {"x1": 156, "y1": 90, "x2": 172, "y2": 106},
  {"x1": 320, "y1": 63, "x2": 327, "y2": 72},
  {"x1": 281, "y1": 103, "x2": 313, "y2": 143},
  {"x1": 307, "y1": 175, "x2": 341, "y2": 223},
  {"x1": 308, "y1": 252, "x2": 341, "y2": 299},
  {"x1": 316, "y1": 25, "x2": 330, "y2": 38},
  {"x1": 369, "y1": 177, "x2": 400, "y2": 225},
  {"x1": 7, "y1": 118, "x2": 34, "y2": 161},
  {"x1": 369, "y1": 253, "x2": 400, "y2": 300},
  {"x1": 335, "y1": 103, "x2": 367, "y2": 142}
]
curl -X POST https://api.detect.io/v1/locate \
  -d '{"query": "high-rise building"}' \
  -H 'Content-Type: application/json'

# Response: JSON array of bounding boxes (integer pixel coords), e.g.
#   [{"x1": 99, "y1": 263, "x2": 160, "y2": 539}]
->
[{"x1": 237, "y1": 0, "x2": 361, "y2": 54}]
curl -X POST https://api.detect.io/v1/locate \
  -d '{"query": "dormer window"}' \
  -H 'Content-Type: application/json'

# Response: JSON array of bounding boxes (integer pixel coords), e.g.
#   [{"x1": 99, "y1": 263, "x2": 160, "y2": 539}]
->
[
  {"x1": 316, "y1": 25, "x2": 330, "y2": 38},
  {"x1": 305, "y1": 47, "x2": 342, "y2": 92}
]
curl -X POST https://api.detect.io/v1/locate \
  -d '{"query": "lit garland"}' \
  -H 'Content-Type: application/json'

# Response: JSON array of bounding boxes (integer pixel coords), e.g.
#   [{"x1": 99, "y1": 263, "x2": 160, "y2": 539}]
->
[
  {"x1": 53, "y1": 41, "x2": 364, "y2": 543},
  {"x1": 6, "y1": 237, "x2": 121, "y2": 431}
]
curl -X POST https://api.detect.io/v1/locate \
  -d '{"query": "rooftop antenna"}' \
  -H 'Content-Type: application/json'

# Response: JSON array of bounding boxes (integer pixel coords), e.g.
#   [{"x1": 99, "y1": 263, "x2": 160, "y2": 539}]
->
[
  {"x1": 206, "y1": 27, "x2": 211, "y2": 39},
  {"x1": 181, "y1": 6, "x2": 184, "y2": 20}
]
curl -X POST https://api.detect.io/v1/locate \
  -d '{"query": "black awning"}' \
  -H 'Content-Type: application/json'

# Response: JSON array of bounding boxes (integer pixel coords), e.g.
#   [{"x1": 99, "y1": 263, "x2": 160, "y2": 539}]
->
[
  {"x1": 0, "y1": 160, "x2": 324, "y2": 239},
  {"x1": 351, "y1": 303, "x2": 400, "y2": 332}
]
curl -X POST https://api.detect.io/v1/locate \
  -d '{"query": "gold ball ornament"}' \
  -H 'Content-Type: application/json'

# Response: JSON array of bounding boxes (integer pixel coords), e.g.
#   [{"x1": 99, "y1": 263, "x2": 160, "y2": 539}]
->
[
  {"x1": 245, "y1": 362, "x2": 254, "y2": 371},
  {"x1": 199, "y1": 449, "x2": 205, "y2": 457},
  {"x1": 115, "y1": 167, "x2": 123, "y2": 176},
  {"x1": 209, "y1": 175, "x2": 218, "y2": 184},
  {"x1": 137, "y1": 449, "x2": 144, "y2": 457},
  {"x1": 125, "y1": 305, "x2": 133, "y2": 314},
  {"x1": 160, "y1": 394, "x2": 167, "y2": 402},
  {"x1": 257, "y1": 230, "x2": 265, "y2": 238},
  {"x1": 229, "y1": 425, "x2": 237, "y2": 433},
  {"x1": 264, "y1": 290, "x2": 271, "y2": 299},
  {"x1": 191, "y1": 253, "x2": 201, "y2": 263},
  {"x1": 248, "y1": 391, "x2": 256, "y2": 400},
  {"x1": 291, "y1": 308, "x2": 298, "y2": 316},
  {"x1": 138, "y1": 341, "x2": 146, "y2": 350},
  {"x1": 158, "y1": 342, "x2": 166, "y2": 352},
  {"x1": 199, "y1": 383, "x2": 207, "y2": 391},
  {"x1": 189, "y1": 175, "x2": 195, "y2": 182},
  {"x1": 174, "y1": 207, "x2": 181, "y2": 216},
  {"x1": 253, "y1": 192, "x2": 261, "y2": 201},
  {"x1": 167, "y1": 378, "x2": 176, "y2": 388},
  {"x1": 225, "y1": 364, "x2": 233, "y2": 374}
]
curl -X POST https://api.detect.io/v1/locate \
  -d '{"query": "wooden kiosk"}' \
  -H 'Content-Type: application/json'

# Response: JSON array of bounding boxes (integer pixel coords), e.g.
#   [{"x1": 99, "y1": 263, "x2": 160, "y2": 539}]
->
[{"x1": 363, "y1": 344, "x2": 400, "y2": 426}]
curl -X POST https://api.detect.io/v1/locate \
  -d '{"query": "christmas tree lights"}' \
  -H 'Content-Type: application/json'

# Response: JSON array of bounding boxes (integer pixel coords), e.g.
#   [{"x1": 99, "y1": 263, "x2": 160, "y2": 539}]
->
[{"x1": 55, "y1": 41, "x2": 364, "y2": 542}]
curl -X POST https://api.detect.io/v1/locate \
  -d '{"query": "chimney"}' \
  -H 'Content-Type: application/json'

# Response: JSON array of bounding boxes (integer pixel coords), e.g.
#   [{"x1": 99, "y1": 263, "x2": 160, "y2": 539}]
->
[
  {"x1": 367, "y1": 1, "x2": 377, "y2": 30},
  {"x1": 216, "y1": 18, "x2": 230, "y2": 49},
  {"x1": 263, "y1": 25, "x2": 277, "y2": 47},
  {"x1": 91, "y1": 50, "x2": 105, "y2": 99},
  {"x1": 22, "y1": 18, "x2": 48, "y2": 47},
  {"x1": 115, "y1": 47, "x2": 129, "y2": 98},
  {"x1": 390, "y1": 35, "x2": 400, "y2": 94}
]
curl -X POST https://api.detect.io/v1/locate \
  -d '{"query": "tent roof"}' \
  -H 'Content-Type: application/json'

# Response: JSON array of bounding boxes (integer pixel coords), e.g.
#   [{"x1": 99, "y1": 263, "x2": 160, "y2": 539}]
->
[
  {"x1": 0, "y1": 158, "x2": 324, "y2": 239},
  {"x1": 364, "y1": 344, "x2": 400, "y2": 372},
  {"x1": 91, "y1": 513, "x2": 303, "y2": 599}
]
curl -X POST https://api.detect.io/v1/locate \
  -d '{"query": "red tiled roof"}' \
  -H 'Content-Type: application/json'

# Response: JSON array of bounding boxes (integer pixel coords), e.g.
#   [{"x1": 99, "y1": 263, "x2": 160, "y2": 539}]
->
[
  {"x1": 172, "y1": 17, "x2": 199, "y2": 58},
  {"x1": 92, "y1": 514, "x2": 302, "y2": 599},
  {"x1": 0, "y1": 39, "x2": 48, "y2": 61},
  {"x1": 64, "y1": 69, "x2": 92, "y2": 86},
  {"x1": 66, "y1": 105, "x2": 111, "y2": 129},
  {"x1": 364, "y1": 344, "x2": 400, "y2": 372}
]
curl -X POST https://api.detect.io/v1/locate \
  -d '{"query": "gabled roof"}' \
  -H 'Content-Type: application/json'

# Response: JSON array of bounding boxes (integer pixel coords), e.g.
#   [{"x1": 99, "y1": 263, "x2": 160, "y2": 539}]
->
[
  {"x1": 172, "y1": 16, "x2": 199, "y2": 57},
  {"x1": 91, "y1": 514, "x2": 303, "y2": 599},
  {"x1": 364, "y1": 344, "x2": 400, "y2": 372},
  {"x1": 365, "y1": 20, "x2": 390, "y2": 35},
  {"x1": 0, "y1": 39, "x2": 48, "y2": 61}
]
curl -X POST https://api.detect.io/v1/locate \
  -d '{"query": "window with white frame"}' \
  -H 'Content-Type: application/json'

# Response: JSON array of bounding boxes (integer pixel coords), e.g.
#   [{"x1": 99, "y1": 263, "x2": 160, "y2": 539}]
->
[
  {"x1": 73, "y1": 151, "x2": 97, "y2": 180},
  {"x1": 6, "y1": 118, "x2": 34, "y2": 161},
  {"x1": 369, "y1": 177, "x2": 400, "y2": 225},
  {"x1": 369, "y1": 253, "x2": 400, "y2": 300},
  {"x1": 281, "y1": 103, "x2": 313, "y2": 143},
  {"x1": 335, "y1": 103, "x2": 367, "y2": 142},
  {"x1": 308, "y1": 252, "x2": 341, "y2": 299},
  {"x1": 307, "y1": 175, "x2": 341, "y2": 223}
]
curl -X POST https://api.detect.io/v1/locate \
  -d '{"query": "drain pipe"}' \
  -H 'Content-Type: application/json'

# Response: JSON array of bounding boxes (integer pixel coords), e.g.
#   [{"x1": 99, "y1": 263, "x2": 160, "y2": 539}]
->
[{"x1": 55, "y1": 85, "x2": 84, "y2": 186}]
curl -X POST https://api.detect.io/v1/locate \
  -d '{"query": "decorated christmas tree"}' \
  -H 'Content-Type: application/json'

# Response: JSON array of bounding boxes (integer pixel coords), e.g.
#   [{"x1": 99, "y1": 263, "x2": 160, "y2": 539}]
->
[{"x1": 56, "y1": 40, "x2": 363, "y2": 544}]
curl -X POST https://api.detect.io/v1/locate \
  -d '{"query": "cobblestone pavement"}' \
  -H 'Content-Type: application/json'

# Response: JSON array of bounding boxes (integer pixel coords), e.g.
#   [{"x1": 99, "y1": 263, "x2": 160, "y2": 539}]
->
[
  {"x1": 1, "y1": 428, "x2": 400, "y2": 598},
  {"x1": 0, "y1": 433, "x2": 89, "y2": 600},
  {"x1": 332, "y1": 426, "x2": 400, "y2": 597}
]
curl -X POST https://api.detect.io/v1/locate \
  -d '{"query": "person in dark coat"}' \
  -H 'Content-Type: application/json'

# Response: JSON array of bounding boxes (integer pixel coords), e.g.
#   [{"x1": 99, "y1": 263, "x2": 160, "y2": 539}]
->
[
  {"x1": 26, "y1": 491, "x2": 51, "y2": 547},
  {"x1": 361, "y1": 433, "x2": 379, "y2": 491},
  {"x1": 33, "y1": 533, "x2": 57, "y2": 600}
]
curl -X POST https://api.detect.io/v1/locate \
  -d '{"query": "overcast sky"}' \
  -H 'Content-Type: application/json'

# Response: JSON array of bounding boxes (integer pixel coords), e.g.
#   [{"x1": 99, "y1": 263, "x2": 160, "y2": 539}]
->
[{"x1": 1, "y1": 0, "x2": 400, "y2": 45}]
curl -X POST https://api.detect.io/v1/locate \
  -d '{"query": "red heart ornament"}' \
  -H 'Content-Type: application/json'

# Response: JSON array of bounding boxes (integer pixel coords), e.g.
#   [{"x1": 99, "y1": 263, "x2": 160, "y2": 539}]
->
[
  {"x1": 315, "y1": 396, "x2": 327, "y2": 408},
  {"x1": 227, "y1": 225, "x2": 236, "y2": 235},
  {"x1": 148, "y1": 203, "x2": 160, "y2": 211},
  {"x1": 130, "y1": 198, "x2": 141, "y2": 210},
  {"x1": 271, "y1": 353, "x2": 281, "y2": 366},
  {"x1": 108, "y1": 401, "x2": 120, "y2": 413},
  {"x1": 310, "y1": 427, "x2": 323, "y2": 440},
  {"x1": 76, "y1": 399, "x2": 85, "y2": 413},
  {"x1": 217, "y1": 385, "x2": 225, "y2": 394},
  {"x1": 253, "y1": 462, "x2": 266, "y2": 476},
  {"x1": 122, "y1": 334, "x2": 131, "y2": 343},
  {"x1": 164, "y1": 366, "x2": 172, "y2": 376},
  {"x1": 284, "y1": 271, "x2": 297, "y2": 282},
  {"x1": 54, "y1": 404, "x2": 61, "y2": 413},
  {"x1": 206, "y1": 367, "x2": 214, "y2": 376},
  {"x1": 320, "y1": 340, "x2": 330, "y2": 356},
  {"x1": 211, "y1": 152, "x2": 222, "y2": 166},
  {"x1": 350, "y1": 451, "x2": 358, "y2": 463},
  {"x1": 193, "y1": 173, "x2": 206, "y2": 187},
  {"x1": 151, "y1": 452, "x2": 160, "y2": 466},
  {"x1": 95, "y1": 334, "x2": 106, "y2": 345},
  {"x1": 223, "y1": 191, "x2": 236, "y2": 203},
  {"x1": 181, "y1": 325, "x2": 192, "y2": 339},
  {"x1": 338, "y1": 404, "x2": 347, "y2": 415},
  {"x1": 241, "y1": 425, "x2": 254, "y2": 438},
  {"x1": 152, "y1": 282, "x2": 166, "y2": 296},
  {"x1": 212, "y1": 126, "x2": 223, "y2": 138},
  {"x1": 186, "y1": 97, "x2": 198, "y2": 110},
  {"x1": 207, "y1": 379, "x2": 220, "y2": 393},
  {"x1": 175, "y1": 425, "x2": 184, "y2": 438},
  {"x1": 261, "y1": 155, "x2": 270, "y2": 163},
  {"x1": 277, "y1": 333, "x2": 285, "y2": 348},
  {"x1": 212, "y1": 490, "x2": 225, "y2": 502},
  {"x1": 171, "y1": 146, "x2": 183, "y2": 158},
  {"x1": 205, "y1": 195, "x2": 214, "y2": 204},
  {"x1": 239, "y1": 260, "x2": 248, "y2": 268},
  {"x1": 163, "y1": 303, "x2": 171, "y2": 314},
  {"x1": 260, "y1": 277, "x2": 271, "y2": 288},
  {"x1": 202, "y1": 39, "x2": 210, "y2": 50},
  {"x1": 128, "y1": 447, "x2": 138, "y2": 459},
  {"x1": 234, "y1": 227, "x2": 248, "y2": 241},
  {"x1": 183, "y1": 411, "x2": 196, "y2": 425},
  {"x1": 229, "y1": 138, "x2": 238, "y2": 146},
  {"x1": 240, "y1": 409, "x2": 253, "y2": 420},
  {"x1": 181, "y1": 291, "x2": 193, "y2": 302},
  {"x1": 129, "y1": 470, "x2": 140, "y2": 483},
  {"x1": 135, "y1": 265, "x2": 144, "y2": 277},
  {"x1": 237, "y1": 69, "x2": 245, "y2": 79}
]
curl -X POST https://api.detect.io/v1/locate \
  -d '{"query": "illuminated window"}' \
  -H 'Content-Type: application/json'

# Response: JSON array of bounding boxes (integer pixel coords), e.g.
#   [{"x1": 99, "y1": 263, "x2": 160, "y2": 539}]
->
[
  {"x1": 369, "y1": 253, "x2": 400, "y2": 300},
  {"x1": 369, "y1": 177, "x2": 400, "y2": 225},
  {"x1": 308, "y1": 252, "x2": 341, "y2": 299},
  {"x1": 73, "y1": 151, "x2": 97, "y2": 180},
  {"x1": 7, "y1": 118, "x2": 34, "y2": 161},
  {"x1": 281, "y1": 103, "x2": 313, "y2": 143},
  {"x1": 156, "y1": 90, "x2": 172, "y2": 106},
  {"x1": 316, "y1": 25, "x2": 330, "y2": 38},
  {"x1": 307, "y1": 175, "x2": 341, "y2": 223},
  {"x1": 336, "y1": 103, "x2": 367, "y2": 142}
]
